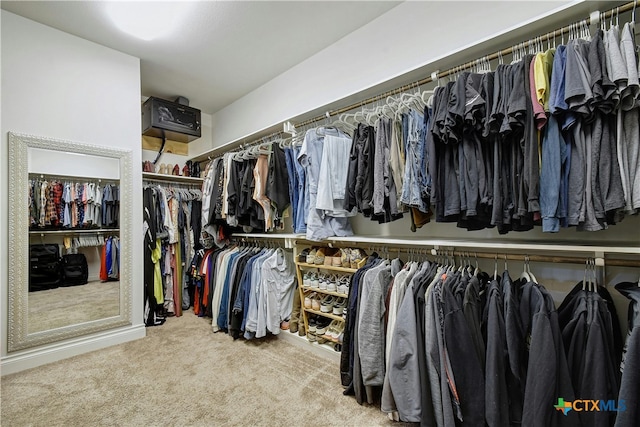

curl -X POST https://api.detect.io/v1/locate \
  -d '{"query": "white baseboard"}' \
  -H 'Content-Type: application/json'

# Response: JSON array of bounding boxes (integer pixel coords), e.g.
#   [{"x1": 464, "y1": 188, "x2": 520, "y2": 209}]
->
[
  {"x1": 0, "y1": 324, "x2": 146, "y2": 376},
  {"x1": 278, "y1": 329, "x2": 341, "y2": 363}
]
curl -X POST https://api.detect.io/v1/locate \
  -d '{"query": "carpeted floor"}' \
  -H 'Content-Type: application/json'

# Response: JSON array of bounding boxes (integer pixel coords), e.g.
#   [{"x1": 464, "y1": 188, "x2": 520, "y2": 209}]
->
[
  {"x1": 28, "y1": 280, "x2": 120, "y2": 333},
  {"x1": 1, "y1": 310, "x2": 403, "y2": 426}
]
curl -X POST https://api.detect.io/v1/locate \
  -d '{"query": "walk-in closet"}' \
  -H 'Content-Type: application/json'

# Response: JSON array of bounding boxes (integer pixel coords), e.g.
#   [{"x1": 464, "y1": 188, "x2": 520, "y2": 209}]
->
[{"x1": 2, "y1": 1, "x2": 639, "y2": 426}]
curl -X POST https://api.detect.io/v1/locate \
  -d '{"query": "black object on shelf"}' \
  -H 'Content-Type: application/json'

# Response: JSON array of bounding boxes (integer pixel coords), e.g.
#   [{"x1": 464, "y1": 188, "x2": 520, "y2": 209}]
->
[{"x1": 142, "y1": 96, "x2": 201, "y2": 142}]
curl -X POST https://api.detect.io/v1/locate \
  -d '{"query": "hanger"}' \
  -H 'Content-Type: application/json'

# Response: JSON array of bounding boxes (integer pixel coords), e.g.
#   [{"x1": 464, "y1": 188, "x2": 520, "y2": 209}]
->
[
  {"x1": 494, "y1": 254, "x2": 498, "y2": 280},
  {"x1": 520, "y1": 255, "x2": 531, "y2": 282}
]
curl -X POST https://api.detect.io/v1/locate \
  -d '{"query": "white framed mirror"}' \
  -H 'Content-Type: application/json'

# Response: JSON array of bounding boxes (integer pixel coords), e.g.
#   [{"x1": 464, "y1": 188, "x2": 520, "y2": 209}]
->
[{"x1": 8, "y1": 132, "x2": 133, "y2": 352}]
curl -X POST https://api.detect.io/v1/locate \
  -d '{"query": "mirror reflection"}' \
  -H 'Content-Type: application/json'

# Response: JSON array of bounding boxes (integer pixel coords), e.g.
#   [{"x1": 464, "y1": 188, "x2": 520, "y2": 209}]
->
[{"x1": 27, "y1": 148, "x2": 120, "y2": 333}]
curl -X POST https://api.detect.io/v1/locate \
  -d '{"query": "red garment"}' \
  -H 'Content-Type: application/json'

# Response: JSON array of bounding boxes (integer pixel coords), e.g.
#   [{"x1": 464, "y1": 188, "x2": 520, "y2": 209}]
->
[{"x1": 100, "y1": 244, "x2": 108, "y2": 281}]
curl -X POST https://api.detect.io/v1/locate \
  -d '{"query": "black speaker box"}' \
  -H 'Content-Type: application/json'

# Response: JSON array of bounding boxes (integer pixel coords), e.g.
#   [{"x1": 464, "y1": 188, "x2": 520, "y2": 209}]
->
[{"x1": 142, "y1": 96, "x2": 201, "y2": 142}]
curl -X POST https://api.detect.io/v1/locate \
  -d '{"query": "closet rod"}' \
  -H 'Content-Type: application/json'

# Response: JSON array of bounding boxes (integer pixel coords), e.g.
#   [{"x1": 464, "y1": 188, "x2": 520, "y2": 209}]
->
[
  {"x1": 441, "y1": 250, "x2": 640, "y2": 268},
  {"x1": 306, "y1": 240, "x2": 640, "y2": 268},
  {"x1": 293, "y1": 0, "x2": 636, "y2": 129}
]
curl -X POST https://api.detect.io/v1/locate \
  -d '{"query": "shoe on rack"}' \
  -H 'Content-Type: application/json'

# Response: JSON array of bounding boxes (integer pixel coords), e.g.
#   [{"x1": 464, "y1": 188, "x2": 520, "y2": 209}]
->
[
  {"x1": 306, "y1": 247, "x2": 318, "y2": 264},
  {"x1": 308, "y1": 318, "x2": 317, "y2": 334},
  {"x1": 318, "y1": 273, "x2": 328, "y2": 291},
  {"x1": 158, "y1": 163, "x2": 167, "y2": 174},
  {"x1": 326, "y1": 321, "x2": 345, "y2": 342},
  {"x1": 311, "y1": 294, "x2": 321, "y2": 311},
  {"x1": 302, "y1": 271, "x2": 310, "y2": 287},
  {"x1": 340, "y1": 248, "x2": 352, "y2": 268},
  {"x1": 334, "y1": 322, "x2": 345, "y2": 343},
  {"x1": 304, "y1": 292, "x2": 316, "y2": 309},
  {"x1": 298, "y1": 248, "x2": 310, "y2": 263},
  {"x1": 172, "y1": 164, "x2": 181, "y2": 176},
  {"x1": 323, "y1": 248, "x2": 338, "y2": 267},
  {"x1": 336, "y1": 275, "x2": 350, "y2": 295},
  {"x1": 315, "y1": 318, "x2": 332, "y2": 335},
  {"x1": 331, "y1": 250, "x2": 343, "y2": 267},
  {"x1": 309, "y1": 272, "x2": 319, "y2": 289},
  {"x1": 314, "y1": 247, "x2": 329, "y2": 265},
  {"x1": 350, "y1": 248, "x2": 367, "y2": 269},
  {"x1": 326, "y1": 274, "x2": 338, "y2": 292},
  {"x1": 322, "y1": 320, "x2": 341, "y2": 340},
  {"x1": 320, "y1": 295, "x2": 337, "y2": 313},
  {"x1": 333, "y1": 297, "x2": 347, "y2": 316}
]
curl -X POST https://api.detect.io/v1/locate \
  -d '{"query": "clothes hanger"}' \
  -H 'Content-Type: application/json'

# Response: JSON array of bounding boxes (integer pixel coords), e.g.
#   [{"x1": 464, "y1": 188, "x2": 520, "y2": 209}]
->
[{"x1": 520, "y1": 255, "x2": 531, "y2": 282}]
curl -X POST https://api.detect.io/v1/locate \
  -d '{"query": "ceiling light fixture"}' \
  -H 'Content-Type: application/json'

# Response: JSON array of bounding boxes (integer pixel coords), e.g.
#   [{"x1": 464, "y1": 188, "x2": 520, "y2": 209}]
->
[{"x1": 105, "y1": 1, "x2": 193, "y2": 41}]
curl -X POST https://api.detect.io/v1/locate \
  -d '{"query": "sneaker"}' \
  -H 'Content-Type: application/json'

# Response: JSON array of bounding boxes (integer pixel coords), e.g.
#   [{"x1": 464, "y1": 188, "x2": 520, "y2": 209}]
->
[
  {"x1": 314, "y1": 247, "x2": 329, "y2": 265},
  {"x1": 318, "y1": 273, "x2": 328, "y2": 290},
  {"x1": 302, "y1": 271, "x2": 310, "y2": 287},
  {"x1": 350, "y1": 248, "x2": 367, "y2": 269},
  {"x1": 309, "y1": 272, "x2": 319, "y2": 289},
  {"x1": 322, "y1": 320, "x2": 341, "y2": 340},
  {"x1": 333, "y1": 297, "x2": 347, "y2": 315},
  {"x1": 304, "y1": 292, "x2": 316, "y2": 309},
  {"x1": 331, "y1": 250, "x2": 343, "y2": 267},
  {"x1": 326, "y1": 274, "x2": 338, "y2": 292},
  {"x1": 308, "y1": 318, "x2": 317, "y2": 334},
  {"x1": 336, "y1": 275, "x2": 350, "y2": 295},
  {"x1": 320, "y1": 295, "x2": 337, "y2": 313},
  {"x1": 315, "y1": 318, "x2": 332, "y2": 335},
  {"x1": 311, "y1": 294, "x2": 321, "y2": 311},
  {"x1": 306, "y1": 247, "x2": 318, "y2": 264},
  {"x1": 323, "y1": 248, "x2": 338, "y2": 267},
  {"x1": 298, "y1": 248, "x2": 310, "y2": 263}
]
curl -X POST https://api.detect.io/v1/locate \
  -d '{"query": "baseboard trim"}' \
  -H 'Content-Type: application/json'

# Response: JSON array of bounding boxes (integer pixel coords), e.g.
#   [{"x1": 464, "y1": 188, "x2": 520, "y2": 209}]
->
[
  {"x1": 1, "y1": 324, "x2": 146, "y2": 375},
  {"x1": 278, "y1": 329, "x2": 341, "y2": 363}
]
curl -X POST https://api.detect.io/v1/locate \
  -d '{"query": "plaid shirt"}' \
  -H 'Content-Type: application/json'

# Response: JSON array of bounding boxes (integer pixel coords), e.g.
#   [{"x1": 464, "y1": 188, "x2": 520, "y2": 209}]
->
[{"x1": 51, "y1": 181, "x2": 64, "y2": 226}]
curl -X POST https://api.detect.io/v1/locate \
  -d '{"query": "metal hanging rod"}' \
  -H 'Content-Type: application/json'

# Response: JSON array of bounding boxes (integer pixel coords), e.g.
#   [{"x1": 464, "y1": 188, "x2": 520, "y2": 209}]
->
[
  {"x1": 200, "y1": 130, "x2": 284, "y2": 162},
  {"x1": 435, "y1": 250, "x2": 640, "y2": 268},
  {"x1": 294, "y1": 0, "x2": 637, "y2": 129}
]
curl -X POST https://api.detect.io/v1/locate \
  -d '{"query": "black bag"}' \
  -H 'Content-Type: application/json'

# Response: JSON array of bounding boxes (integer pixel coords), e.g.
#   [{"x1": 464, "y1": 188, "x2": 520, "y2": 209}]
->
[
  {"x1": 29, "y1": 244, "x2": 62, "y2": 291},
  {"x1": 61, "y1": 253, "x2": 89, "y2": 286}
]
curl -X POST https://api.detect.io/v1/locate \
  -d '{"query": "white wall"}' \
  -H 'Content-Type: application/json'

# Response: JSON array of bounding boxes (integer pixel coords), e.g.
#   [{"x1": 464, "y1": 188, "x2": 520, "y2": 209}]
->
[
  {"x1": 207, "y1": 1, "x2": 586, "y2": 148},
  {"x1": 1, "y1": 11, "x2": 145, "y2": 372}
]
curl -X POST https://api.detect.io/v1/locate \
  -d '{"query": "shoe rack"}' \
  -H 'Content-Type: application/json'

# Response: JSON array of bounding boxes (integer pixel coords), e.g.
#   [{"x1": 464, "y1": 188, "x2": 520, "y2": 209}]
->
[{"x1": 294, "y1": 246, "x2": 361, "y2": 351}]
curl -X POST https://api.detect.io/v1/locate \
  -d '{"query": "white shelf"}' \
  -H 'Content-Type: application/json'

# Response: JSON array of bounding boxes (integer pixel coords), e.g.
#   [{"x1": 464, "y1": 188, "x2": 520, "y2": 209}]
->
[
  {"x1": 326, "y1": 236, "x2": 640, "y2": 255},
  {"x1": 30, "y1": 228, "x2": 119, "y2": 235},
  {"x1": 142, "y1": 172, "x2": 203, "y2": 184}
]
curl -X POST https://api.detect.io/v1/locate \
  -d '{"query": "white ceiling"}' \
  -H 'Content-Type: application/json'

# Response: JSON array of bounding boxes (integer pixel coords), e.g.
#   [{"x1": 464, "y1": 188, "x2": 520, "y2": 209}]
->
[{"x1": 1, "y1": 1, "x2": 401, "y2": 114}]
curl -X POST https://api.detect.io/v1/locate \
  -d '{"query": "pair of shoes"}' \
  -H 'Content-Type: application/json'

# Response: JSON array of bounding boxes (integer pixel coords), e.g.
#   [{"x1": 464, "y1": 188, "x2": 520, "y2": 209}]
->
[
  {"x1": 349, "y1": 248, "x2": 367, "y2": 269},
  {"x1": 308, "y1": 273, "x2": 319, "y2": 289},
  {"x1": 172, "y1": 164, "x2": 181, "y2": 176},
  {"x1": 306, "y1": 247, "x2": 320, "y2": 264},
  {"x1": 298, "y1": 248, "x2": 310, "y2": 263},
  {"x1": 315, "y1": 318, "x2": 332, "y2": 335},
  {"x1": 325, "y1": 274, "x2": 338, "y2": 292},
  {"x1": 304, "y1": 292, "x2": 321, "y2": 311},
  {"x1": 318, "y1": 273, "x2": 333, "y2": 291},
  {"x1": 322, "y1": 320, "x2": 345, "y2": 342},
  {"x1": 332, "y1": 297, "x2": 347, "y2": 315},
  {"x1": 142, "y1": 161, "x2": 154, "y2": 172},
  {"x1": 307, "y1": 319, "x2": 317, "y2": 342},
  {"x1": 320, "y1": 295, "x2": 339, "y2": 313},
  {"x1": 336, "y1": 275, "x2": 350, "y2": 295}
]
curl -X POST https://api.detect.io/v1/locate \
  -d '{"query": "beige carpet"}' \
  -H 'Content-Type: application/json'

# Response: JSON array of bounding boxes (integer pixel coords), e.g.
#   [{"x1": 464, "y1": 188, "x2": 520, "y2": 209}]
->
[
  {"x1": 28, "y1": 280, "x2": 120, "y2": 333},
  {"x1": 1, "y1": 310, "x2": 404, "y2": 427}
]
